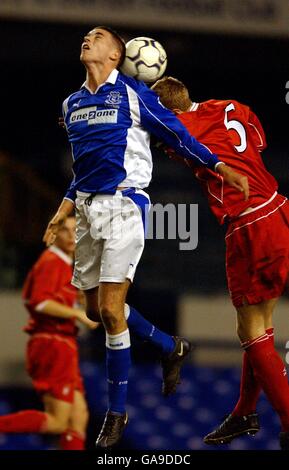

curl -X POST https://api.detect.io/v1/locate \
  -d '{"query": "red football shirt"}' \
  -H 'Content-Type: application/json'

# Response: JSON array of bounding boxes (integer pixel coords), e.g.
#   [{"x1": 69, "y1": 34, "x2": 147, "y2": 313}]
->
[
  {"x1": 177, "y1": 99, "x2": 277, "y2": 224},
  {"x1": 23, "y1": 246, "x2": 78, "y2": 336}
]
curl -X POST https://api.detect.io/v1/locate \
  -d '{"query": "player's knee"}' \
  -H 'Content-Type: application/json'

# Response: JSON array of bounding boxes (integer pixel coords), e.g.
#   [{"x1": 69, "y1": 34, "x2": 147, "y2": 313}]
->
[
  {"x1": 78, "y1": 402, "x2": 89, "y2": 428},
  {"x1": 237, "y1": 320, "x2": 260, "y2": 343},
  {"x1": 99, "y1": 305, "x2": 121, "y2": 330},
  {"x1": 77, "y1": 397, "x2": 89, "y2": 419},
  {"x1": 55, "y1": 422, "x2": 69, "y2": 434},
  {"x1": 82, "y1": 403, "x2": 89, "y2": 426},
  {"x1": 236, "y1": 312, "x2": 248, "y2": 342},
  {"x1": 48, "y1": 415, "x2": 70, "y2": 434},
  {"x1": 70, "y1": 398, "x2": 89, "y2": 431},
  {"x1": 236, "y1": 323, "x2": 243, "y2": 342}
]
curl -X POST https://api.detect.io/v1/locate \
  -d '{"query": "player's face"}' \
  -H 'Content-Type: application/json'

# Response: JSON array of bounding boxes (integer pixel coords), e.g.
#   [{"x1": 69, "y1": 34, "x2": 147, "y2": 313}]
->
[
  {"x1": 80, "y1": 28, "x2": 119, "y2": 66},
  {"x1": 54, "y1": 217, "x2": 76, "y2": 256}
]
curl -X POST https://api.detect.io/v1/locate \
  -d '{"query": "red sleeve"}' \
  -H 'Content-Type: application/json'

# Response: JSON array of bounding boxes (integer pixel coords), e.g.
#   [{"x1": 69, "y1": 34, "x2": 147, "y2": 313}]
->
[
  {"x1": 27, "y1": 258, "x2": 62, "y2": 309},
  {"x1": 248, "y1": 109, "x2": 267, "y2": 152}
]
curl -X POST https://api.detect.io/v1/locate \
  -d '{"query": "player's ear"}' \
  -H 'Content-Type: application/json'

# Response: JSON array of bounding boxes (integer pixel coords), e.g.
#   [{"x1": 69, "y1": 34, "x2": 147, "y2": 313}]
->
[
  {"x1": 173, "y1": 108, "x2": 183, "y2": 115},
  {"x1": 110, "y1": 48, "x2": 120, "y2": 63}
]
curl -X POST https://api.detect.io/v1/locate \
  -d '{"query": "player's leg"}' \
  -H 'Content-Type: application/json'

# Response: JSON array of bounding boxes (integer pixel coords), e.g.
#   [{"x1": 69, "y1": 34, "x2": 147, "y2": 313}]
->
[
  {"x1": 85, "y1": 285, "x2": 191, "y2": 397},
  {"x1": 0, "y1": 335, "x2": 75, "y2": 436},
  {"x1": 95, "y1": 280, "x2": 130, "y2": 447},
  {"x1": 96, "y1": 265, "x2": 190, "y2": 400},
  {"x1": 115, "y1": 192, "x2": 191, "y2": 395},
  {"x1": 205, "y1": 299, "x2": 289, "y2": 446},
  {"x1": 85, "y1": 285, "x2": 177, "y2": 353},
  {"x1": 88, "y1": 191, "x2": 191, "y2": 446},
  {"x1": 0, "y1": 393, "x2": 71, "y2": 435},
  {"x1": 236, "y1": 301, "x2": 289, "y2": 430},
  {"x1": 84, "y1": 285, "x2": 191, "y2": 396},
  {"x1": 205, "y1": 199, "x2": 289, "y2": 446},
  {"x1": 124, "y1": 303, "x2": 191, "y2": 396},
  {"x1": 204, "y1": 300, "x2": 275, "y2": 445},
  {"x1": 83, "y1": 286, "x2": 101, "y2": 321},
  {"x1": 83, "y1": 284, "x2": 177, "y2": 357},
  {"x1": 99, "y1": 280, "x2": 131, "y2": 414},
  {"x1": 0, "y1": 409, "x2": 48, "y2": 434},
  {"x1": 59, "y1": 391, "x2": 88, "y2": 450},
  {"x1": 203, "y1": 301, "x2": 270, "y2": 445},
  {"x1": 236, "y1": 300, "x2": 272, "y2": 341},
  {"x1": 39, "y1": 338, "x2": 80, "y2": 436},
  {"x1": 42, "y1": 394, "x2": 72, "y2": 433},
  {"x1": 99, "y1": 280, "x2": 129, "y2": 334},
  {"x1": 83, "y1": 282, "x2": 181, "y2": 369},
  {"x1": 97, "y1": 287, "x2": 192, "y2": 447},
  {"x1": 72, "y1": 194, "x2": 130, "y2": 447},
  {"x1": 232, "y1": 299, "x2": 276, "y2": 417},
  {"x1": 124, "y1": 303, "x2": 174, "y2": 353}
]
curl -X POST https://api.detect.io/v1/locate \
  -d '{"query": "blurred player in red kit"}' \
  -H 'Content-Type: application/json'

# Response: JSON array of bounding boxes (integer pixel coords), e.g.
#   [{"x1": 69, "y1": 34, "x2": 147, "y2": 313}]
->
[
  {"x1": 0, "y1": 216, "x2": 97, "y2": 450},
  {"x1": 152, "y1": 76, "x2": 289, "y2": 450}
]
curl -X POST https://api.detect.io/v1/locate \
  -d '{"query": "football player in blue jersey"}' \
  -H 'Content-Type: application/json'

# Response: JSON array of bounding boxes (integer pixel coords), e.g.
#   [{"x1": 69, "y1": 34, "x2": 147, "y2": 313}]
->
[{"x1": 44, "y1": 26, "x2": 249, "y2": 448}]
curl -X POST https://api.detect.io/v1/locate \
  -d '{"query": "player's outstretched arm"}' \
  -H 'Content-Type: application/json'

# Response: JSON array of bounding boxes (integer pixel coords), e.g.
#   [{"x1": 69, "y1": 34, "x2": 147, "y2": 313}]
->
[
  {"x1": 217, "y1": 163, "x2": 249, "y2": 200},
  {"x1": 43, "y1": 199, "x2": 74, "y2": 247},
  {"x1": 138, "y1": 85, "x2": 250, "y2": 200},
  {"x1": 138, "y1": 85, "x2": 219, "y2": 168},
  {"x1": 37, "y1": 300, "x2": 99, "y2": 330}
]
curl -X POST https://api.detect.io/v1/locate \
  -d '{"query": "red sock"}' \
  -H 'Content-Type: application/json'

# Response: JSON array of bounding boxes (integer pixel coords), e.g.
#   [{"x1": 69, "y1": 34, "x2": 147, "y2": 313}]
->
[
  {"x1": 59, "y1": 429, "x2": 85, "y2": 450},
  {"x1": 232, "y1": 327, "x2": 274, "y2": 416},
  {"x1": 244, "y1": 333, "x2": 289, "y2": 431},
  {"x1": 0, "y1": 410, "x2": 47, "y2": 433}
]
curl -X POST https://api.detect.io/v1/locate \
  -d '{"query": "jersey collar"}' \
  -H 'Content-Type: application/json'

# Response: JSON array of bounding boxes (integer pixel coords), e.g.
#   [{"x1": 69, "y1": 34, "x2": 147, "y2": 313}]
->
[
  {"x1": 81, "y1": 69, "x2": 119, "y2": 93},
  {"x1": 49, "y1": 246, "x2": 73, "y2": 265}
]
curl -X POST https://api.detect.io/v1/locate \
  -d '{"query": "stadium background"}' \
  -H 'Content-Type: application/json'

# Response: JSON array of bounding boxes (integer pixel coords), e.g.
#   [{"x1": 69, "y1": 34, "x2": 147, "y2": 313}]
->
[{"x1": 0, "y1": 0, "x2": 289, "y2": 451}]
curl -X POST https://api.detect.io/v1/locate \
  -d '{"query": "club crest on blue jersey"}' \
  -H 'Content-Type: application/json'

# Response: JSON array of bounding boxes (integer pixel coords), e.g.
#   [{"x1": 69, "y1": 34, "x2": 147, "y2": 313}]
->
[{"x1": 105, "y1": 91, "x2": 122, "y2": 106}]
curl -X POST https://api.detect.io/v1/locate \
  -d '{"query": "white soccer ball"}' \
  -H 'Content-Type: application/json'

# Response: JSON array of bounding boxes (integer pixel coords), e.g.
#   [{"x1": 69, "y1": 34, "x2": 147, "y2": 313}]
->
[{"x1": 121, "y1": 37, "x2": 167, "y2": 83}]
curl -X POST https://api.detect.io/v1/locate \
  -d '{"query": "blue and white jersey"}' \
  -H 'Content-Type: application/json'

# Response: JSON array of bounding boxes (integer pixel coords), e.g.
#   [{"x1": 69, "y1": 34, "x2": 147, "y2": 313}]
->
[{"x1": 63, "y1": 69, "x2": 219, "y2": 202}]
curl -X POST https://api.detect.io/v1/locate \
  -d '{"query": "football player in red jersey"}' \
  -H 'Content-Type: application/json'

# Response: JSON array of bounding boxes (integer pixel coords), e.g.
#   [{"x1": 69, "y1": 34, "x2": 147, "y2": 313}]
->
[
  {"x1": 152, "y1": 76, "x2": 289, "y2": 450},
  {"x1": 0, "y1": 216, "x2": 98, "y2": 450}
]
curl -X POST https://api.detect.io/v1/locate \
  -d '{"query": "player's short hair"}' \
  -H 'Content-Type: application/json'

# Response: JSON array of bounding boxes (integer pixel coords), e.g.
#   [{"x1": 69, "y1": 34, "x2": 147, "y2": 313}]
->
[
  {"x1": 96, "y1": 25, "x2": 126, "y2": 68},
  {"x1": 151, "y1": 76, "x2": 192, "y2": 112}
]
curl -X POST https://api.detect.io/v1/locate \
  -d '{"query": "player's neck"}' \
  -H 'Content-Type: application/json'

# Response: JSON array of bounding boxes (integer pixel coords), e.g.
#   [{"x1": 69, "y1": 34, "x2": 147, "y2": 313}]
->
[
  {"x1": 52, "y1": 244, "x2": 74, "y2": 260},
  {"x1": 84, "y1": 63, "x2": 115, "y2": 93}
]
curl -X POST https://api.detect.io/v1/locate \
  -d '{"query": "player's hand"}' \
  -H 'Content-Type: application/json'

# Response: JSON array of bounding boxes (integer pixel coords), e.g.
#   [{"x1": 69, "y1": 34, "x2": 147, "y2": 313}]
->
[
  {"x1": 43, "y1": 199, "x2": 74, "y2": 246},
  {"x1": 58, "y1": 116, "x2": 65, "y2": 129},
  {"x1": 217, "y1": 163, "x2": 249, "y2": 200},
  {"x1": 75, "y1": 309, "x2": 101, "y2": 330},
  {"x1": 43, "y1": 212, "x2": 66, "y2": 246},
  {"x1": 82, "y1": 316, "x2": 100, "y2": 330}
]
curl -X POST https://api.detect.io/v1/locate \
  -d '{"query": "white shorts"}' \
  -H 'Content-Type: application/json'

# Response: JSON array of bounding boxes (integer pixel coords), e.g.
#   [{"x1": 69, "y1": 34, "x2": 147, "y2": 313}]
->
[{"x1": 72, "y1": 188, "x2": 151, "y2": 290}]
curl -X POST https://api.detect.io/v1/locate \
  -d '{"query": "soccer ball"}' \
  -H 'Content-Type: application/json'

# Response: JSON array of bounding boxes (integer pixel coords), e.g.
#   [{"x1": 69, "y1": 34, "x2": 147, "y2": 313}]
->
[{"x1": 121, "y1": 37, "x2": 167, "y2": 83}]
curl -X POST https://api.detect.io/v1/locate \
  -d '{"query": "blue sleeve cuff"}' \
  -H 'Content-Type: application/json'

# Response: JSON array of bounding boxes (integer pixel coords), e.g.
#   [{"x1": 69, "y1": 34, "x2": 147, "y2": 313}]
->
[
  {"x1": 204, "y1": 153, "x2": 219, "y2": 170},
  {"x1": 64, "y1": 196, "x2": 75, "y2": 205},
  {"x1": 64, "y1": 187, "x2": 76, "y2": 203}
]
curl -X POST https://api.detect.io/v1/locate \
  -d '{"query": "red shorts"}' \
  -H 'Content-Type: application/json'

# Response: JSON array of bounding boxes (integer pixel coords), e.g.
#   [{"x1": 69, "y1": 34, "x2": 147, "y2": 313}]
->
[
  {"x1": 26, "y1": 333, "x2": 85, "y2": 403},
  {"x1": 225, "y1": 194, "x2": 289, "y2": 308}
]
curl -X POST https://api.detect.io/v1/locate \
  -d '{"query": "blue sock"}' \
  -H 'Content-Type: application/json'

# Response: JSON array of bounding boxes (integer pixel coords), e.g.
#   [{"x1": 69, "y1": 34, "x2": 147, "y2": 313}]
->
[
  {"x1": 125, "y1": 304, "x2": 175, "y2": 354},
  {"x1": 106, "y1": 329, "x2": 131, "y2": 414}
]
